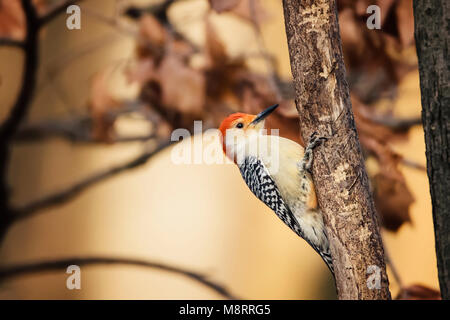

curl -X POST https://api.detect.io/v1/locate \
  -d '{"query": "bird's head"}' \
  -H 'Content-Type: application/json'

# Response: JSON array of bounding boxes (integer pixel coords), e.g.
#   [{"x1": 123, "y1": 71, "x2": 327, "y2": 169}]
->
[{"x1": 219, "y1": 104, "x2": 278, "y2": 160}]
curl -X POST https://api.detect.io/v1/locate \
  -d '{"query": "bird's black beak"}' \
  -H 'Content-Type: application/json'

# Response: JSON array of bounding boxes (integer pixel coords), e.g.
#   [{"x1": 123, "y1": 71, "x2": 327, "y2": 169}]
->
[{"x1": 250, "y1": 104, "x2": 279, "y2": 125}]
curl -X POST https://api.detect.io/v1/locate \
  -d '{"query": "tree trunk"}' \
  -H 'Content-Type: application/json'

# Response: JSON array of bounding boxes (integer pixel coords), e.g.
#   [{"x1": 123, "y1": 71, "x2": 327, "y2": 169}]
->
[
  {"x1": 413, "y1": 0, "x2": 450, "y2": 300},
  {"x1": 282, "y1": 0, "x2": 391, "y2": 299}
]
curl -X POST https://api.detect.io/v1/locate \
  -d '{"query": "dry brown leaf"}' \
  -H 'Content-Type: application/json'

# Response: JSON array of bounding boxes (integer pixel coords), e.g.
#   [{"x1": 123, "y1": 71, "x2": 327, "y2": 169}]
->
[
  {"x1": 209, "y1": 0, "x2": 267, "y2": 24},
  {"x1": 377, "y1": 0, "x2": 396, "y2": 26},
  {"x1": 276, "y1": 100, "x2": 297, "y2": 118},
  {"x1": 360, "y1": 135, "x2": 405, "y2": 183},
  {"x1": 337, "y1": 1, "x2": 416, "y2": 102},
  {"x1": 136, "y1": 14, "x2": 167, "y2": 59},
  {"x1": 373, "y1": 173, "x2": 414, "y2": 231},
  {"x1": 237, "y1": 72, "x2": 277, "y2": 111},
  {"x1": 339, "y1": 8, "x2": 365, "y2": 58},
  {"x1": 139, "y1": 14, "x2": 166, "y2": 46},
  {"x1": 204, "y1": 19, "x2": 301, "y2": 144},
  {"x1": 395, "y1": 0, "x2": 415, "y2": 47},
  {"x1": 358, "y1": 131, "x2": 415, "y2": 231},
  {"x1": 205, "y1": 19, "x2": 228, "y2": 67},
  {"x1": 228, "y1": 0, "x2": 268, "y2": 24},
  {"x1": 88, "y1": 72, "x2": 119, "y2": 142},
  {"x1": 354, "y1": 0, "x2": 372, "y2": 16},
  {"x1": 0, "y1": 0, "x2": 26, "y2": 39},
  {"x1": 339, "y1": 15, "x2": 399, "y2": 100},
  {"x1": 204, "y1": 20, "x2": 248, "y2": 103},
  {"x1": 126, "y1": 58, "x2": 155, "y2": 84},
  {"x1": 351, "y1": 96, "x2": 415, "y2": 231},
  {"x1": 204, "y1": 20, "x2": 282, "y2": 112},
  {"x1": 396, "y1": 284, "x2": 441, "y2": 300},
  {"x1": 0, "y1": 0, "x2": 46, "y2": 39},
  {"x1": 353, "y1": 103, "x2": 408, "y2": 145},
  {"x1": 138, "y1": 48, "x2": 205, "y2": 118},
  {"x1": 132, "y1": 12, "x2": 200, "y2": 116},
  {"x1": 265, "y1": 113, "x2": 304, "y2": 147},
  {"x1": 339, "y1": 0, "x2": 395, "y2": 24},
  {"x1": 208, "y1": 0, "x2": 241, "y2": 13},
  {"x1": 157, "y1": 53, "x2": 205, "y2": 115},
  {"x1": 171, "y1": 38, "x2": 195, "y2": 58}
]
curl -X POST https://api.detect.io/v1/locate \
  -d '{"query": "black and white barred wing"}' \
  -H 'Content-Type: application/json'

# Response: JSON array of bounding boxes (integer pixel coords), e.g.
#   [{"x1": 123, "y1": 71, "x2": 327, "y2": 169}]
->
[
  {"x1": 238, "y1": 156, "x2": 334, "y2": 274},
  {"x1": 238, "y1": 156, "x2": 303, "y2": 237}
]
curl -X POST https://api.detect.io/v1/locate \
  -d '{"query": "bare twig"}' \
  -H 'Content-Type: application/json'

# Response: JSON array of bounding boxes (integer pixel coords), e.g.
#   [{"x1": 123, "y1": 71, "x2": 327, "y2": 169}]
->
[
  {"x1": 0, "y1": 256, "x2": 238, "y2": 299},
  {"x1": 14, "y1": 101, "x2": 151, "y2": 144},
  {"x1": 9, "y1": 140, "x2": 172, "y2": 222},
  {"x1": 370, "y1": 116, "x2": 422, "y2": 131},
  {"x1": 382, "y1": 237, "x2": 403, "y2": 288},
  {"x1": 0, "y1": 38, "x2": 25, "y2": 48},
  {"x1": 401, "y1": 158, "x2": 427, "y2": 171},
  {"x1": 14, "y1": 117, "x2": 93, "y2": 142},
  {"x1": 15, "y1": 121, "x2": 155, "y2": 144},
  {"x1": 123, "y1": 0, "x2": 200, "y2": 52}
]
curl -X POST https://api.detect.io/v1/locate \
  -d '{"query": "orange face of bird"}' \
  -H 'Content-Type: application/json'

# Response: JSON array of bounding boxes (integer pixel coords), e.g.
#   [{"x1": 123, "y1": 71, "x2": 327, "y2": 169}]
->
[{"x1": 219, "y1": 104, "x2": 279, "y2": 159}]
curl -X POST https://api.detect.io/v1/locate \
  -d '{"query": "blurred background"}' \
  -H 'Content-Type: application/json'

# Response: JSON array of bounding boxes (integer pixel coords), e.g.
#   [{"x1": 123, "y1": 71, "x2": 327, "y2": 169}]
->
[{"x1": 0, "y1": 0, "x2": 439, "y2": 299}]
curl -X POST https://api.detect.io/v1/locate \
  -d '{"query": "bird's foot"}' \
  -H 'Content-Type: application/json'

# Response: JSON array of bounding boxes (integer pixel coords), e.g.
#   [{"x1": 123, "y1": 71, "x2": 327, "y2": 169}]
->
[{"x1": 301, "y1": 132, "x2": 327, "y2": 172}]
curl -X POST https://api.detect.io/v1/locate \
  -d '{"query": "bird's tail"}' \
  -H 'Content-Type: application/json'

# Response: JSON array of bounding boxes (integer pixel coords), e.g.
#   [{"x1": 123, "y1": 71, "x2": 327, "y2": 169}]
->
[{"x1": 319, "y1": 251, "x2": 334, "y2": 276}]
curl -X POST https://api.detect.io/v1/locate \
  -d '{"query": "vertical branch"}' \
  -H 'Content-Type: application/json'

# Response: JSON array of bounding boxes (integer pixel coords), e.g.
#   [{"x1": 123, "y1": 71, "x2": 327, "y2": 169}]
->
[
  {"x1": 413, "y1": 0, "x2": 450, "y2": 299},
  {"x1": 0, "y1": 0, "x2": 40, "y2": 235},
  {"x1": 282, "y1": 0, "x2": 391, "y2": 299}
]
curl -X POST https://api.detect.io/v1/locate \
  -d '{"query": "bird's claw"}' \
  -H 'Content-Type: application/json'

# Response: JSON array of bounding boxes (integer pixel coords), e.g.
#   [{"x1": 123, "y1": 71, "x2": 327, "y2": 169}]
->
[
  {"x1": 301, "y1": 132, "x2": 328, "y2": 172},
  {"x1": 308, "y1": 132, "x2": 328, "y2": 150}
]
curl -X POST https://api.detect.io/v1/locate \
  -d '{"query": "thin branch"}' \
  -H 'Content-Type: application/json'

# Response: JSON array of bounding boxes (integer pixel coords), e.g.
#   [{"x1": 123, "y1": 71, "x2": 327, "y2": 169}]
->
[
  {"x1": 0, "y1": 256, "x2": 238, "y2": 299},
  {"x1": 0, "y1": 0, "x2": 40, "y2": 234},
  {"x1": 382, "y1": 236, "x2": 403, "y2": 288},
  {"x1": 401, "y1": 158, "x2": 427, "y2": 171},
  {"x1": 15, "y1": 122, "x2": 155, "y2": 143},
  {"x1": 14, "y1": 118, "x2": 93, "y2": 142},
  {"x1": 9, "y1": 140, "x2": 173, "y2": 222},
  {"x1": 0, "y1": 38, "x2": 25, "y2": 48},
  {"x1": 14, "y1": 102, "x2": 153, "y2": 144},
  {"x1": 39, "y1": 0, "x2": 83, "y2": 26},
  {"x1": 370, "y1": 116, "x2": 422, "y2": 131}
]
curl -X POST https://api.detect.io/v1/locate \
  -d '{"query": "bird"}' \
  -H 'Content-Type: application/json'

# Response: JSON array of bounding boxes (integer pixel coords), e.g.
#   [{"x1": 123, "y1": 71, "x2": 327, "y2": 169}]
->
[{"x1": 218, "y1": 104, "x2": 333, "y2": 274}]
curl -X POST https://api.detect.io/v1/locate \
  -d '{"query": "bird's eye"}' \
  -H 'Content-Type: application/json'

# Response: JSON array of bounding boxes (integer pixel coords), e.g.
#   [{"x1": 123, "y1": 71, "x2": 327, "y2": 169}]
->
[{"x1": 236, "y1": 123, "x2": 244, "y2": 129}]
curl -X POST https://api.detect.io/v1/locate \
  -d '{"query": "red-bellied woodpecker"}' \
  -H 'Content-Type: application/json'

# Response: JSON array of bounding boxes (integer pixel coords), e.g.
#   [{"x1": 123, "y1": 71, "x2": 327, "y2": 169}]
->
[{"x1": 219, "y1": 104, "x2": 333, "y2": 274}]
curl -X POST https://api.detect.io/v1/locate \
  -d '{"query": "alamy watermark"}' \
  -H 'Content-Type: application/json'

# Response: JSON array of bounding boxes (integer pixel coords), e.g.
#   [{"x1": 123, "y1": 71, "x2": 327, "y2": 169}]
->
[
  {"x1": 66, "y1": 265, "x2": 81, "y2": 290},
  {"x1": 366, "y1": 5, "x2": 381, "y2": 30},
  {"x1": 66, "y1": 5, "x2": 81, "y2": 30},
  {"x1": 170, "y1": 121, "x2": 280, "y2": 173},
  {"x1": 366, "y1": 265, "x2": 381, "y2": 289}
]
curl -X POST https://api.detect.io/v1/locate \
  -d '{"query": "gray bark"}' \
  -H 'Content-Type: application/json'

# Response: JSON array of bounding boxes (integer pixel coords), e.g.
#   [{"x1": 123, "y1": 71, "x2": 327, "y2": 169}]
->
[{"x1": 413, "y1": 0, "x2": 450, "y2": 300}]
